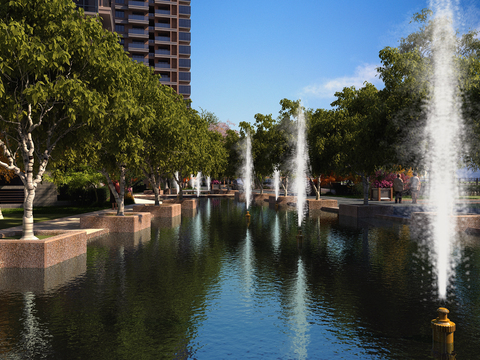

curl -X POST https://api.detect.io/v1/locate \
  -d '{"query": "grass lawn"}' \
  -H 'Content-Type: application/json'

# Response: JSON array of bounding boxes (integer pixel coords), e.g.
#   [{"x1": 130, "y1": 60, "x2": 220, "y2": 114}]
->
[{"x1": 0, "y1": 206, "x2": 109, "y2": 230}]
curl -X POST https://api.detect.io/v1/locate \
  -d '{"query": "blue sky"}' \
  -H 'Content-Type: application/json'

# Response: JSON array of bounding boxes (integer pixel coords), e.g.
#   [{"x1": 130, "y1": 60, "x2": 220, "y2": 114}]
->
[{"x1": 190, "y1": 0, "x2": 480, "y2": 129}]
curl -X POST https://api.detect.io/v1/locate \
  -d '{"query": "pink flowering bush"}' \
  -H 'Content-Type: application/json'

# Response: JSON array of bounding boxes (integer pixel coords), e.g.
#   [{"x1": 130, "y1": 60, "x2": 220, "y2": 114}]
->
[
  {"x1": 372, "y1": 170, "x2": 410, "y2": 188},
  {"x1": 212, "y1": 179, "x2": 220, "y2": 185}
]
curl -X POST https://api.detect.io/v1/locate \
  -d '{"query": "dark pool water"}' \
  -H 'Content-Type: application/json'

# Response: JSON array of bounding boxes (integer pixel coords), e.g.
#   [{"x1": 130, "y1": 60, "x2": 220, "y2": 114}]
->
[{"x1": 1, "y1": 198, "x2": 479, "y2": 359}]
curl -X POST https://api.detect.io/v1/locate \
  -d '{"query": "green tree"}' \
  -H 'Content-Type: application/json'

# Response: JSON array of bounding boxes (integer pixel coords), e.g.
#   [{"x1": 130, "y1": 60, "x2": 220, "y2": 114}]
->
[
  {"x1": 331, "y1": 83, "x2": 391, "y2": 204},
  {"x1": 0, "y1": 0, "x2": 120, "y2": 238}
]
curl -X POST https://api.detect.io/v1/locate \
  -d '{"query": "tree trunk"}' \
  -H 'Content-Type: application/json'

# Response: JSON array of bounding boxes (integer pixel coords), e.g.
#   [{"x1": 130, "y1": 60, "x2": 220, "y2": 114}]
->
[
  {"x1": 117, "y1": 165, "x2": 126, "y2": 215},
  {"x1": 152, "y1": 178, "x2": 160, "y2": 205},
  {"x1": 310, "y1": 176, "x2": 321, "y2": 200},
  {"x1": 282, "y1": 176, "x2": 288, "y2": 197},
  {"x1": 21, "y1": 160, "x2": 38, "y2": 240},
  {"x1": 362, "y1": 174, "x2": 370, "y2": 205}
]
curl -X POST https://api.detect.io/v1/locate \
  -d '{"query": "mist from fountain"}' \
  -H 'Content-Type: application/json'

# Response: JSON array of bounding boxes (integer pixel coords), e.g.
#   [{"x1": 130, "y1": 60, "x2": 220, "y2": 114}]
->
[
  {"x1": 274, "y1": 168, "x2": 280, "y2": 201},
  {"x1": 207, "y1": 176, "x2": 211, "y2": 192},
  {"x1": 196, "y1": 172, "x2": 202, "y2": 197},
  {"x1": 242, "y1": 133, "x2": 254, "y2": 210},
  {"x1": 426, "y1": 0, "x2": 464, "y2": 299},
  {"x1": 294, "y1": 106, "x2": 308, "y2": 227}
]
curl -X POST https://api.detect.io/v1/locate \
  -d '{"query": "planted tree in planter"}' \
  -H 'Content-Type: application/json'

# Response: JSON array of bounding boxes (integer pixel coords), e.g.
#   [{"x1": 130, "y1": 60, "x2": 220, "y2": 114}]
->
[{"x1": 0, "y1": 0, "x2": 119, "y2": 238}]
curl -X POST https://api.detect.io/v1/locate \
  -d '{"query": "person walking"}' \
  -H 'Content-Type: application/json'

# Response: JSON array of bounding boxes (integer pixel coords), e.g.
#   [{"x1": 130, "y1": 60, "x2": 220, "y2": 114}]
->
[
  {"x1": 409, "y1": 172, "x2": 421, "y2": 204},
  {"x1": 393, "y1": 174, "x2": 404, "y2": 204}
]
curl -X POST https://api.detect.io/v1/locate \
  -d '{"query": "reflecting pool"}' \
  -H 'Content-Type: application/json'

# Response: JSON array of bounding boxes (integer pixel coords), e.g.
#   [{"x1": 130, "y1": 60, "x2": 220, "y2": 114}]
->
[{"x1": 1, "y1": 198, "x2": 480, "y2": 359}]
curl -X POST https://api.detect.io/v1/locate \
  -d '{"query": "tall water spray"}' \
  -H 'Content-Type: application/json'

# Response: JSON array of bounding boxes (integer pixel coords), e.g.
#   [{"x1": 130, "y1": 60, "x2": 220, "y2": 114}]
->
[
  {"x1": 426, "y1": 0, "x2": 463, "y2": 299},
  {"x1": 196, "y1": 172, "x2": 202, "y2": 197},
  {"x1": 207, "y1": 176, "x2": 211, "y2": 192},
  {"x1": 243, "y1": 133, "x2": 254, "y2": 210},
  {"x1": 294, "y1": 107, "x2": 308, "y2": 227},
  {"x1": 274, "y1": 168, "x2": 280, "y2": 201}
]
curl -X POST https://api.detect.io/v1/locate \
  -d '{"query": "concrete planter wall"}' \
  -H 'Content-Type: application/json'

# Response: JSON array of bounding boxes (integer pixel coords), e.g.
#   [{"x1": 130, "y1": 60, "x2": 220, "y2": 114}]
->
[
  {"x1": 80, "y1": 212, "x2": 152, "y2": 233},
  {"x1": 339, "y1": 204, "x2": 393, "y2": 218},
  {"x1": 307, "y1": 199, "x2": 338, "y2": 210},
  {"x1": 0, "y1": 230, "x2": 87, "y2": 268},
  {"x1": 132, "y1": 204, "x2": 181, "y2": 218}
]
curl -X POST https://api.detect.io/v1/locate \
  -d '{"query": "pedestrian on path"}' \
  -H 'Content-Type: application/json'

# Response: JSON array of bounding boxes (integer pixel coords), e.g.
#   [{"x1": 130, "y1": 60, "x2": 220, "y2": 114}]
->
[
  {"x1": 409, "y1": 173, "x2": 421, "y2": 204},
  {"x1": 393, "y1": 174, "x2": 404, "y2": 204}
]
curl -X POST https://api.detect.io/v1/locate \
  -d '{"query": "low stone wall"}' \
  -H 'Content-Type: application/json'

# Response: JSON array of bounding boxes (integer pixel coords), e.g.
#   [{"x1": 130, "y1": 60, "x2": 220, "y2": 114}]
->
[
  {"x1": 307, "y1": 199, "x2": 338, "y2": 210},
  {"x1": 253, "y1": 194, "x2": 270, "y2": 204},
  {"x1": 338, "y1": 204, "x2": 393, "y2": 218},
  {"x1": 410, "y1": 212, "x2": 480, "y2": 232},
  {"x1": 152, "y1": 215, "x2": 181, "y2": 228},
  {"x1": 80, "y1": 212, "x2": 152, "y2": 233},
  {"x1": 132, "y1": 204, "x2": 181, "y2": 218},
  {"x1": 0, "y1": 230, "x2": 87, "y2": 268}
]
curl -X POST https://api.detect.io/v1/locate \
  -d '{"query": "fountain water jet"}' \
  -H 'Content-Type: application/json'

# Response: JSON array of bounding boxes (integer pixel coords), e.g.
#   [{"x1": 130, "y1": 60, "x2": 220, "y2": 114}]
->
[
  {"x1": 294, "y1": 106, "x2": 308, "y2": 227},
  {"x1": 207, "y1": 176, "x2": 211, "y2": 192},
  {"x1": 426, "y1": 0, "x2": 464, "y2": 299},
  {"x1": 274, "y1": 168, "x2": 280, "y2": 201},
  {"x1": 242, "y1": 133, "x2": 254, "y2": 210},
  {"x1": 196, "y1": 172, "x2": 202, "y2": 197}
]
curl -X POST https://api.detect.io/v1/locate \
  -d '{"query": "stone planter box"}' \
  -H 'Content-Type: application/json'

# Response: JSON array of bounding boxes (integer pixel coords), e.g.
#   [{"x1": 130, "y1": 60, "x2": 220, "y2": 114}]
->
[
  {"x1": 152, "y1": 215, "x2": 181, "y2": 228},
  {"x1": 0, "y1": 230, "x2": 87, "y2": 268},
  {"x1": 132, "y1": 204, "x2": 181, "y2": 218},
  {"x1": 182, "y1": 208, "x2": 197, "y2": 218},
  {"x1": 307, "y1": 199, "x2": 338, "y2": 210},
  {"x1": 268, "y1": 195, "x2": 297, "y2": 209},
  {"x1": 370, "y1": 188, "x2": 393, "y2": 201},
  {"x1": 80, "y1": 212, "x2": 152, "y2": 233},
  {"x1": 339, "y1": 204, "x2": 393, "y2": 218},
  {"x1": 253, "y1": 194, "x2": 270, "y2": 204}
]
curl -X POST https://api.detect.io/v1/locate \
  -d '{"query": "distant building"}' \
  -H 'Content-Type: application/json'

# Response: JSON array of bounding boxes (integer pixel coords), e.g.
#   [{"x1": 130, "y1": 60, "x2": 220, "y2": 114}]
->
[{"x1": 74, "y1": 0, "x2": 191, "y2": 100}]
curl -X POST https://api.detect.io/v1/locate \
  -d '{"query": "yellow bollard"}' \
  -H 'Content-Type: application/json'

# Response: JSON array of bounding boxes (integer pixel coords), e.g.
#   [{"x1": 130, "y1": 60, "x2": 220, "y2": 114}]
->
[{"x1": 431, "y1": 307, "x2": 456, "y2": 360}]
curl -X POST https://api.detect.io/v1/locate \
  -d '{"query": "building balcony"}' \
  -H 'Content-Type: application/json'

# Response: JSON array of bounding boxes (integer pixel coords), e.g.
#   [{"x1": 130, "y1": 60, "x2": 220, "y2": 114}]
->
[
  {"x1": 128, "y1": 0, "x2": 148, "y2": 10},
  {"x1": 128, "y1": 14, "x2": 148, "y2": 24},
  {"x1": 155, "y1": 49, "x2": 171, "y2": 55},
  {"x1": 179, "y1": 85, "x2": 191, "y2": 95},
  {"x1": 155, "y1": 9, "x2": 170, "y2": 15},
  {"x1": 179, "y1": 45, "x2": 190, "y2": 55},
  {"x1": 75, "y1": 0, "x2": 114, "y2": 31},
  {"x1": 155, "y1": 62, "x2": 170, "y2": 70},
  {"x1": 155, "y1": 23, "x2": 170, "y2": 29},
  {"x1": 159, "y1": 76, "x2": 171, "y2": 82},
  {"x1": 155, "y1": 36, "x2": 171, "y2": 43},
  {"x1": 179, "y1": 72, "x2": 191, "y2": 81},
  {"x1": 128, "y1": 43, "x2": 149, "y2": 52},
  {"x1": 179, "y1": 5, "x2": 190, "y2": 15},
  {"x1": 179, "y1": 58, "x2": 191, "y2": 68},
  {"x1": 128, "y1": 29, "x2": 149, "y2": 38},
  {"x1": 178, "y1": 19, "x2": 191, "y2": 29}
]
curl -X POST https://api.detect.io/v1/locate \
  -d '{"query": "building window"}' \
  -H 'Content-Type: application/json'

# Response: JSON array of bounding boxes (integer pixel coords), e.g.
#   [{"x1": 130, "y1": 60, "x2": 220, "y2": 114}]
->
[
  {"x1": 115, "y1": 24, "x2": 125, "y2": 32},
  {"x1": 115, "y1": 10, "x2": 125, "y2": 18}
]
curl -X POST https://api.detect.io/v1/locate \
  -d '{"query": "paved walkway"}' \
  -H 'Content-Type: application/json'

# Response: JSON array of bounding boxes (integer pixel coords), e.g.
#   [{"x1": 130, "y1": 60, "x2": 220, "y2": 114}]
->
[{"x1": 0, "y1": 197, "x2": 155, "y2": 235}]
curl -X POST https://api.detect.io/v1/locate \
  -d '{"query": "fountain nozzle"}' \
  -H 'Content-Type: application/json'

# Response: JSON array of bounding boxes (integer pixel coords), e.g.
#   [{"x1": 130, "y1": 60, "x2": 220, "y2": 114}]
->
[{"x1": 431, "y1": 307, "x2": 456, "y2": 359}]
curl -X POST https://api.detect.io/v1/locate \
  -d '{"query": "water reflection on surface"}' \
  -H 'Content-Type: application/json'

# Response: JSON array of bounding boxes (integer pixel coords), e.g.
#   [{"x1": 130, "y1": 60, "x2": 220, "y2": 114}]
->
[{"x1": 0, "y1": 198, "x2": 480, "y2": 359}]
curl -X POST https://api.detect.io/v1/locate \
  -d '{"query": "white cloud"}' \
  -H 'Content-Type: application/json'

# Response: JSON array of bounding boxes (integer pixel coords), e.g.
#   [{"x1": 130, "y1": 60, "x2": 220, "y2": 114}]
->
[{"x1": 301, "y1": 63, "x2": 382, "y2": 99}]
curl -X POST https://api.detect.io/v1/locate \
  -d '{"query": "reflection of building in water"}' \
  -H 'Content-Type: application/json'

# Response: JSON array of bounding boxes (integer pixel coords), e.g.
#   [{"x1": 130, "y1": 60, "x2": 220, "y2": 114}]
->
[{"x1": 287, "y1": 258, "x2": 310, "y2": 360}]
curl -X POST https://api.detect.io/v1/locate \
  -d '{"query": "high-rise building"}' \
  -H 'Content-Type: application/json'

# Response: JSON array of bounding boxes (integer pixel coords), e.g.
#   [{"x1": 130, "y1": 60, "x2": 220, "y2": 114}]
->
[{"x1": 74, "y1": 0, "x2": 191, "y2": 100}]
